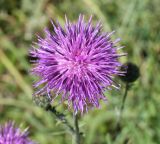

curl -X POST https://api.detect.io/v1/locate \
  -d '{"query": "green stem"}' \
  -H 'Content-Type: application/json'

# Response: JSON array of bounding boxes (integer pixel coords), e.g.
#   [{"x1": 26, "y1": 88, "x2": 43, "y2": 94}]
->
[
  {"x1": 46, "y1": 105, "x2": 75, "y2": 134},
  {"x1": 120, "y1": 83, "x2": 129, "y2": 113},
  {"x1": 116, "y1": 83, "x2": 129, "y2": 129},
  {"x1": 74, "y1": 114, "x2": 80, "y2": 144}
]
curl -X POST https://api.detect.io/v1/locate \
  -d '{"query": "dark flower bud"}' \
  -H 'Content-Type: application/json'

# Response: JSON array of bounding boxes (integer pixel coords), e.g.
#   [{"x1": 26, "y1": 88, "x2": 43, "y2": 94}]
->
[
  {"x1": 33, "y1": 94, "x2": 51, "y2": 109},
  {"x1": 119, "y1": 62, "x2": 140, "y2": 83}
]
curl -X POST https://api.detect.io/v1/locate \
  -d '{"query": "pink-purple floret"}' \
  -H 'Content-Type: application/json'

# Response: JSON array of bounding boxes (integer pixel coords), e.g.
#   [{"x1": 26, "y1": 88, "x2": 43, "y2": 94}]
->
[
  {"x1": 0, "y1": 122, "x2": 36, "y2": 144},
  {"x1": 30, "y1": 15, "x2": 125, "y2": 113}
]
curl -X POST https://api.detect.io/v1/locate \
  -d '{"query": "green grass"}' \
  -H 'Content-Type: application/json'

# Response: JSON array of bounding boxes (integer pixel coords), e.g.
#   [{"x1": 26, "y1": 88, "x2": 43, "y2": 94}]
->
[{"x1": 0, "y1": 0, "x2": 160, "y2": 143}]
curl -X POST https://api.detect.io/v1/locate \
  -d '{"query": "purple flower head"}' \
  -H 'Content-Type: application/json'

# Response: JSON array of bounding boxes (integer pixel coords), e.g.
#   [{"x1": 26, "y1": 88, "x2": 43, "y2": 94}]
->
[
  {"x1": 30, "y1": 15, "x2": 126, "y2": 113},
  {"x1": 0, "y1": 122, "x2": 36, "y2": 144}
]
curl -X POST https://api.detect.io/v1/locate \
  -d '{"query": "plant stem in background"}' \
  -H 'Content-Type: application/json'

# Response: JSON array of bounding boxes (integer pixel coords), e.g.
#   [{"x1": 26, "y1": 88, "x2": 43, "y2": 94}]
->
[
  {"x1": 116, "y1": 83, "x2": 129, "y2": 130},
  {"x1": 74, "y1": 114, "x2": 80, "y2": 144},
  {"x1": 120, "y1": 83, "x2": 129, "y2": 113}
]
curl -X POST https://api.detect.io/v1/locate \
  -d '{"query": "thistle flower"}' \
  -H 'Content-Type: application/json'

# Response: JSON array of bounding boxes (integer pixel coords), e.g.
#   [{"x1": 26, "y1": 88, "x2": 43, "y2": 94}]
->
[
  {"x1": 0, "y1": 122, "x2": 36, "y2": 144},
  {"x1": 30, "y1": 15, "x2": 125, "y2": 113}
]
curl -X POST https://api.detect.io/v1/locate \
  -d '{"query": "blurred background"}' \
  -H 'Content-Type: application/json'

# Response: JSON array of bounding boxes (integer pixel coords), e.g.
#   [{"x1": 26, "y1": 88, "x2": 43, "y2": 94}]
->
[{"x1": 0, "y1": 0, "x2": 160, "y2": 143}]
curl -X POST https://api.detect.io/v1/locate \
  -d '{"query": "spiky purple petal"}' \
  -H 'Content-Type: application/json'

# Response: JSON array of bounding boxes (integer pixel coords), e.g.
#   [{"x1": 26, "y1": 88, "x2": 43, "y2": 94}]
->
[
  {"x1": 0, "y1": 122, "x2": 36, "y2": 144},
  {"x1": 30, "y1": 15, "x2": 125, "y2": 113}
]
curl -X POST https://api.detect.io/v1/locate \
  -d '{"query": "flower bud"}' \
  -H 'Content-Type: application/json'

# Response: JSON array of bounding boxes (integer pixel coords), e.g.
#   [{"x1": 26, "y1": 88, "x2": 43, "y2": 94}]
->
[{"x1": 119, "y1": 62, "x2": 140, "y2": 83}]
